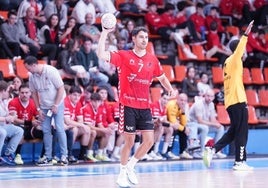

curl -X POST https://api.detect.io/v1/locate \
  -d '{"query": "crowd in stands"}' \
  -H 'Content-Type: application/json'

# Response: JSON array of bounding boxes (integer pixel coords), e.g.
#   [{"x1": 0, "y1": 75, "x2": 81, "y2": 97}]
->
[{"x1": 0, "y1": 0, "x2": 267, "y2": 166}]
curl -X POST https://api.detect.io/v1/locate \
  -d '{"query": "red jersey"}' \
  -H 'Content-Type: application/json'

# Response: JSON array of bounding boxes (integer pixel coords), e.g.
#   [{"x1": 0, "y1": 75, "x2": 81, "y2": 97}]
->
[
  {"x1": 150, "y1": 100, "x2": 166, "y2": 118},
  {"x1": 206, "y1": 31, "x2": 222, "y2": 50},
  {"x1": 80, "y1": 102, "x2": 102, "y2": 126},
  {"x1": 64, "y1": 96, "x2": 82, "y2": 121},
  {"x1": 145, "y1": 11, "x2": 162, "y2": 34},
  {"x1": 246, "y1": 33, "x2": 268, "y2": 53},
  {"x1": 189, "y1": 13, "x2": 206, "y2": 33},
  {"x1": 110, "y1": 50, "x2": 163, "y2": 109},
  {"x1": 253, "y1": 0, "x2": 268, "y2": 9},
  {"x1": 219, "y1": 0, "x2": 233, "y2": 16},
  {"x1": 205, "y1": 16, "x2": 225, "y2": 33},
  {"x1": 8, "y1": 98, "x2": 38, "y2": 121},
  {"x1": 98, "y1": 101, "x2": 115, "y2": 128}
]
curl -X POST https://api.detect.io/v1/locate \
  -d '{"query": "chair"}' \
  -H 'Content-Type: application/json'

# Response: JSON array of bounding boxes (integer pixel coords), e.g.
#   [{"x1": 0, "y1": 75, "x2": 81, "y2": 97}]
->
[
  {"x1": 15, "y1": 59, "x2": 30, "y2": 79},
  {"x1": 191, "y1": 44, "x2": 218, "y2": 63},
  {"x1": 177, "y1": 44, "x2": 195, "y2": 63},
  {"x1": 245, "y1": 89, "x2": 260, "y2": 107},
  {"x1": 150, "y1": 87, "x2": 163, "y2": 103},
  {"x1": 146, "y1": 41, "x2": 168, "y2": 60},
  {"x1": 174, "y1": 65, "x2": 186, "y2": 83},
  {"x1": 211, "y1": 66, "x2": 223, "y2": 84},
  {"x1": 247, "y1": 105, "x2": 260, "y2": 125},
  {"x1": 250, "y1": 68, "x2": 265, "y2": 85},
  {"x1": 0, "y1": 59, "x2": 16, "y2": 79},
  {"x1": 263, "y1": 68, "x2": 268, "y2": 84},
  {"x1": 226, "y1": 26, "x2": 239, "y2": 36},
  {"x1": 258, "y1": 90, "x2": 268, "y2": 107},
  {"x1": 161, "y1": 65, "x2": 175, "y2": 82},
  {"x1": 216, "y1": 105, "x2": 230, "y2": 125},
  {"x1": 243, "y1": 68, "x2": 252, "y2": 85},
  {"x1": 0, "y1": 11, "x2": 8, "y2": 20}
]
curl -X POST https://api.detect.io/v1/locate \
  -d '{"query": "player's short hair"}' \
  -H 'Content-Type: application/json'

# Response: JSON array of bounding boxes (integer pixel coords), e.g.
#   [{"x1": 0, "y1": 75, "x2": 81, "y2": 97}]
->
[
  {"x1": 132, "y1": 26, "x2": 148, "y2": 36},
  {"x1": 24, "y1": 56, "x2": 38, "y2": 65},
  {"x1": 229, "y1": 39, "x2": 240, "y2": 52},
  {"x1": 69, "y1": 85, "x2": 82, "y2": 94},
  {"x1": 19, "y1": 83, "x2": 30, "y2": 91}
]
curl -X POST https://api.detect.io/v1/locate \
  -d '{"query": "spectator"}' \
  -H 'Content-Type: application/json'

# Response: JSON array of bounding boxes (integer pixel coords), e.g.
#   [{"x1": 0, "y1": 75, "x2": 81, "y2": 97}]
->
[
  {"x1": 43, "y1": 0, "x2": 68, "y2": 30},
  {"x1": 71, "y1": 0, "x2": 96, "y2": 25},
  {"x1": 59, "y1": 17, "x2": 79, "y2": 48},
  {"x1": 0, "y1": 80, "x2": 24, "y2": 166},
  {"x1": 181, "y1": 66, "x2": 200, "y2": 102},
  {"x1": 197, "y1": 72, "x2": 211, "y2": 97},
  {"x1": 119, "y1": 19, "x2": 135, "y2": 49},
  {"x1": 8, "y1": 83, "x2": 43, "y2": 165},
  {"x1": 24, "y1": 56, "x2": 68, "y2": 166},
  {"x1": 92, "y1": 0, "x2": 118, "y2": 15},
  {"x1": 145, "y1": 3, "x2": 197, "y2": 59},
  {"x1": 8, "y1": 76, "x2": 24, "y2": 99},
  {"x1": 17, "y1": 0, "x2": 46, "y2": 23},
  {"x1": 17, "y1": 6, "x2": 58, "y2": 64},
  {"x1": 63, "y1": 85, "x2": 91, "y2": 163},
  {"x1": 1, "y1": 10, "x2": 33, "y2": 59},
  {"x1": 57, "y1": 37, "x2": 90, "y2": 87},
  {"x1": 187, "y1": 88, "x2": 227, "y2": 159},
  {"x1": 79, "y1": 12, "x2": 100, "y2": 50}
]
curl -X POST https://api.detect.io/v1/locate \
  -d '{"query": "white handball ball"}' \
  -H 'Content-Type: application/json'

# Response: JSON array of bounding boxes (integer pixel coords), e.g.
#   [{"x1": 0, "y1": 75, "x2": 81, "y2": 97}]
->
[{"x1": 101, "y1": 13, "x2": 117, "y2": 29}]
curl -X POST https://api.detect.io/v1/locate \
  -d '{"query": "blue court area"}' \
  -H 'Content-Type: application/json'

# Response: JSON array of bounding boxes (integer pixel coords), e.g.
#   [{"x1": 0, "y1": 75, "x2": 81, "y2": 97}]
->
[{"x1": 0, "y1": 158, "x2": 268, "y2": 181}]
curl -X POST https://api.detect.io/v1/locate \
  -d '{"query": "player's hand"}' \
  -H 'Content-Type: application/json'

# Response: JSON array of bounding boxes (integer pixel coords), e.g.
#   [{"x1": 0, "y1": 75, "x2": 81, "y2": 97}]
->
[
  {"x1": 245, "y1": 20, "x2": 254, "y2": 35},
  {"x1": 168, "y1": 89, "x2": 177, "y2": 99}
]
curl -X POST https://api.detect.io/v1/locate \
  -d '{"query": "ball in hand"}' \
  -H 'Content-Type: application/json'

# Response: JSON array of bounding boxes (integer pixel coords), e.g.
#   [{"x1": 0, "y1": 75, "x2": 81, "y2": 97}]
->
[{"x1": 101, "y1": 13, "x2": 117, "y2": 29}]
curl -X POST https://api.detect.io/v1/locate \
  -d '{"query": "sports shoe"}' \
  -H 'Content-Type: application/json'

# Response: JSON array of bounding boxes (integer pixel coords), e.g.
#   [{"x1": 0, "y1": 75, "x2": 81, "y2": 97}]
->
[
  {"x1": 141, "y1": 154, "x2": 153, "y2": 161},
  {"x1": 233, "y1": 161, "x2": 254, "y2": 171},
  {"x1": 95, "y1": 154, "x2": 111, "y2": 162},
  {"x1": 203, "y1": 147, "x2": 215, "y2": 168},
  {"x1": 1, "y1": 154, "x2": 16, "y2": 166},
  {"x1": 116, "y1": 167, "x2": 131, "y2": 187},
  {"x1": 214, "y1": 152, "x2": 227, "y2": 159},
  {"x1": 68, "y1": 156, "x2": 78, "y2": 163},
  {"x1": 183, "y1": 48, "x2": 197, "y2": 59},
  {"x1": 84, "y1": 154, "x2": 99, "y2": 162},
  {"x1": 36, "y1": 156, "x2": 53, "y2": 166},
  {"x1": 192, "y1": 151, "x2": 203, "y2": 159},
  {"x1": 149, "y1": 151, "x2": 164, "y2": 160},
  {"x1": 14, "y1": 154, "x2": 24, "y2": 165},
  {"x1": 60, "y1": 156, "x2": 68, "y2": 166},
  {"x1": 52, "y1": 156, "x2": 60, "y2": 165},
  {"x1": 167, "y1": 151, "x2": 180, "y2": 159},
  {"x1": 111, "y1": 153, "x2": 121, "y2": 161},
  {"x1": 180, "y1": 151, "x2": 193, "y2": 159},
  {"x1": 126, "y1": 166, "x2": 138, "y2": 185}
]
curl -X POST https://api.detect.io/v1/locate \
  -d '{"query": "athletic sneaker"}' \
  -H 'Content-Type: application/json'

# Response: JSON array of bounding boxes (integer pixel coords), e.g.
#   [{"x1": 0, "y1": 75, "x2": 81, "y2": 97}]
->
[
  {"x1": 60, "y1": 156, "x2": 68, "y2": 166},
  {"x1": 116, "y1": 167, "x2": 131, "y2": 187},
  {"x1": 52, "y1": 156, "x2": 60, "y2": 165},
  {"x1": 68, "y1": 156, "x2": 78, "y2": 163},
  {"x1": 1, "y1": 154, "x2": 16, "y2": 166},
  {"x1": 149, "y1": 151, "x2": 164, "y2": 160},
  {"x1": 111, "y1": 153, "x2": 120, "y2": 161},
  {"x1": 14, "y1": 154, "x2": 24, "y2": 165},
  {"x1": 214, "y1": 152, "x2": 227, "y2": 159},
  {"x1": 84, "y1": 154, "x2": 98, "y2": 162},
  {"x1": 233, "y1": 161, "x2": 254, "y2": 171},
  {"x1": 95, "y1": 154, "x2": 111, "y2": 162},
  {"x1": 126, "y1": 166, "x2": 138, "y2": 185},
  {"x1": 36, "y1": 156, "x2": 53, "y2": 166},
  {"x1": 180, "y1": 151, "x2": 193, "y2": 159},
  {"x1": 203, "y1": 147, "x2": 215, "y2": 168},
  {"x1": 167, "y1": 151, "x2": 180, "y2": 159}
]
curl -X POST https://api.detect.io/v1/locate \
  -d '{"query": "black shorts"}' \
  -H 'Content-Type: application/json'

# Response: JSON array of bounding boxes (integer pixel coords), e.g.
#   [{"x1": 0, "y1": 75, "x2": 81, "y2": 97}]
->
[
  {"x1": 24, "y1": 127, "x2": 43, "y2": 140},
  {"x1": 119, "y1": 105, "x2": 154, "y2": 133}
]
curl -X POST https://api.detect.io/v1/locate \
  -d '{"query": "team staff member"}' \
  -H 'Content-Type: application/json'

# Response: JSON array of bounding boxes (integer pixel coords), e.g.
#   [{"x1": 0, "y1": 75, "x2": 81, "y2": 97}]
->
[
  {"x1": 203, "y1": 21, "x2": 254, "y2": 171},
  {"x1": 97, "y1": 26, "x2": 175, "y2": 187}
]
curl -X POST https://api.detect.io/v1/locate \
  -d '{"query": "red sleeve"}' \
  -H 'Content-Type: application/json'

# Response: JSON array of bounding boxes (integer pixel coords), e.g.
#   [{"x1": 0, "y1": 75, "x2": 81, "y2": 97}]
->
[{"x1": 247, "y1": 34, "x2": 268, "y2": 53}]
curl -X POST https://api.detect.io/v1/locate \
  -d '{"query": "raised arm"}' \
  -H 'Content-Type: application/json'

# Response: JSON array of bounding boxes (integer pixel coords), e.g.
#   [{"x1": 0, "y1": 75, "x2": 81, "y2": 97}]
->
[{"x1": 96, "y1": 27, "x2": 115, "y2": 62}]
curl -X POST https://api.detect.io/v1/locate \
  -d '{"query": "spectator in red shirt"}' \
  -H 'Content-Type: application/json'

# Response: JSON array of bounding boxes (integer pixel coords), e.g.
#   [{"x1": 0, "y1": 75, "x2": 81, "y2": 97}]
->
[
  {"x1": 206, "y1": 21, "x2": 231, "y2": 65},
  {"x1": 189, "y1": 2, "x2": 206, "y2": 41},
  {"x1": 253, "y1": 0, "x2": 268, "y2": 26},
  {"x1": 246, "y1": 26, "x2": 268, "y2": 68},
  {"x1": 145, "y1": 3, "x2": 197, "y2": 59},
  {"x1": 8, "y1": 83, "x2": 43, "y2": 165}
]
